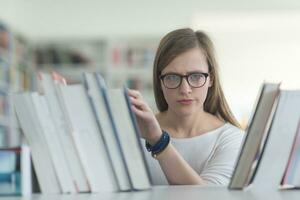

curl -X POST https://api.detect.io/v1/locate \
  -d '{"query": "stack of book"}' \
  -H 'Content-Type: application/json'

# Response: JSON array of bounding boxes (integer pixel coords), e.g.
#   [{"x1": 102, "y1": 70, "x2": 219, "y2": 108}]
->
[
  {"x1": 229, "y1": 82, "x2": 300, "y2": 190},
  {"x1": 12, "y1": 72, "x2": 151, "y2": 194},
  {"x1": 12, "y1": 75, "x2": 300, "y2": 194}
]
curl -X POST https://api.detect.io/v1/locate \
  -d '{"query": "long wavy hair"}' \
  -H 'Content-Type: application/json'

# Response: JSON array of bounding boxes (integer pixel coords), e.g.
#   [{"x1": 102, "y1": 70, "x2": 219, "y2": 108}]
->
[{"x1": 153, "y1": 28, "x2": 241, "y2": 128}]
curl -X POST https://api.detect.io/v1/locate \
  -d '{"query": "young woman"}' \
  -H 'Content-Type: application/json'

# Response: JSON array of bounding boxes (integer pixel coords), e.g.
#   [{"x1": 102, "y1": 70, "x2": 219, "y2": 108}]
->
[{"x1": 128, "y1": 28, "x2": 244, "y2": 186}]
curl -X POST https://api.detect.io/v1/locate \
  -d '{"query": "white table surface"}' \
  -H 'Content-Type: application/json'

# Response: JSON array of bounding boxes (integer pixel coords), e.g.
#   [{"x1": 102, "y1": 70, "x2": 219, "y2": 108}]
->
[{"x1": 1, "y1": 185, "x2": 300, "y2": 200}]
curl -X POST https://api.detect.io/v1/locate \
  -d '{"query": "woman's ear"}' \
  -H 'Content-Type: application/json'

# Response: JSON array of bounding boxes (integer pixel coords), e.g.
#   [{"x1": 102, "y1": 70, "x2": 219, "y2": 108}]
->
[
  {"x1": 160, "y1": 79, "x2": 164, "y2": 90},
  {"x1": 208, "y1": 75, "x2": 213, "y2": 87}
]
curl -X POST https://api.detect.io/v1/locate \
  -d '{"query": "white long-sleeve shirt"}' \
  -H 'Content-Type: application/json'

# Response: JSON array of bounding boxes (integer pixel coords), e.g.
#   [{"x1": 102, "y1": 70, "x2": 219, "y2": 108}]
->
[{"x1": 143, "y1": 123, "x2": 244, "y2": 185}]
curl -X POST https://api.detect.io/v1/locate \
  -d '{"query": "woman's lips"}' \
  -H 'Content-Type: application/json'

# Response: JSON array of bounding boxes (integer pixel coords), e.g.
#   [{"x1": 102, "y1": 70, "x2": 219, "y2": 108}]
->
[{"x1": 177, "y1": 99, "x2": 194, "y2": 105}]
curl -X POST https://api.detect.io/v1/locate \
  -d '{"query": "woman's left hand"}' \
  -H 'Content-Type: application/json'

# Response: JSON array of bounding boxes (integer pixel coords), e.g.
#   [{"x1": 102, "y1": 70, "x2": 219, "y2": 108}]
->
[{"x1": 127, "y1": 89, "x2": 162, "y2": 145}]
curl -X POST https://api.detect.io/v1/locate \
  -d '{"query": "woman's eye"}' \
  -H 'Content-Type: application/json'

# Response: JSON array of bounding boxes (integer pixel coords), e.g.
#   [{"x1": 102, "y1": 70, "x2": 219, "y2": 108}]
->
[
  {"x1": 166, "y1": 75, "x2": 179, "y2": 81},
  {"x1": 190, "y1": 74, "x2": 202, "y2": 80}
]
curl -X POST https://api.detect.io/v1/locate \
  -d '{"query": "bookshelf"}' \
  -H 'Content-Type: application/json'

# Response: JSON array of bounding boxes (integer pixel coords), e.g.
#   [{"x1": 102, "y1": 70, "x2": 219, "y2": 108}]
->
[
  {"x1": 32, "y1": 37, "x2": 159, "y2": 110},
  {"x1": 0, "y1": 22, "x2": 35, "y2": 147}
]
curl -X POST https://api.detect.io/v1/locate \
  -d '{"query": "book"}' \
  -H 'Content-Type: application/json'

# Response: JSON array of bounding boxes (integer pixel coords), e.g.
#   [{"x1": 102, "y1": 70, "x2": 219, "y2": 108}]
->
[
  {"x1": 252, "y1": 90, "x2": 300, "y2": 189},
  {"x1": 20, "y1": 144, "x2": 31, "y2": 196},
  {"x1": 104, "y1": 87, "x2": 151, "y2": 190},
  {"x1": 56, "y1": 84, "x2": 118, "y2": 193},
  {"x1": 13, "y1": 93, "x2": 61, "y2": 194},
  {"x1": 0, "y1": 145, "x2": 31, "y2": 196},
  {"x1": 281, "y1": 119, "x2": 300, "y2": 188},
  {"x1": 30, "y1": 92, "x2": 76, "y2": 193},
  {"x1": 83, "y1": 73, "x2": 131, "y2": 191},
  {"x1": 38, "y1": 73, "x2": 89, "y2": 192},
  {"x1": 229, "y1": 82, "x2": 280, "y2": 189}
]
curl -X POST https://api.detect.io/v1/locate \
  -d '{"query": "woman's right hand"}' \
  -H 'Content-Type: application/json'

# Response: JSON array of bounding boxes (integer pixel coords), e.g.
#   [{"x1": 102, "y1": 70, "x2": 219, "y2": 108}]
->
[{"x1": 127, "y1": 89, "x2": 162, "y2": 145}]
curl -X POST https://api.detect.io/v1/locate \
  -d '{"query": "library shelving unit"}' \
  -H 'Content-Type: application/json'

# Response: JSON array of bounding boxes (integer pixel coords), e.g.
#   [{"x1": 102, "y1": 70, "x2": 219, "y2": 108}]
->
[
  {"x1": 104, "y1": 37, "x2": 159, "y2": 111},
  {"x1": 31, "y1": 38, "x2": 107, "y2": 84},
  {"x1": 0, "y1": 22, "x2": 35, "y2": 147},
  {"x1": 32, "y1": 37, "x2": 160, "y2": 111}
]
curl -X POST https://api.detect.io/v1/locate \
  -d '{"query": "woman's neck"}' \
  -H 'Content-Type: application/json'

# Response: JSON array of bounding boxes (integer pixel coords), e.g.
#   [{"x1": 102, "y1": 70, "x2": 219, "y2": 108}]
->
[
  {"x1": 158, "y1": 109, "x2": 203, "y2": 138},
  {"x1": 157, "y1": 109, "x2": 224, "y2": 138}
]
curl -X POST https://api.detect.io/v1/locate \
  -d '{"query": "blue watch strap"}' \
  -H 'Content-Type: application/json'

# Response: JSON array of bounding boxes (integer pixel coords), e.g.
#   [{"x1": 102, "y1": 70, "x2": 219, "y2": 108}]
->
[{"x1": 145, "y1": 130, "x2": 170, "y2": 155}]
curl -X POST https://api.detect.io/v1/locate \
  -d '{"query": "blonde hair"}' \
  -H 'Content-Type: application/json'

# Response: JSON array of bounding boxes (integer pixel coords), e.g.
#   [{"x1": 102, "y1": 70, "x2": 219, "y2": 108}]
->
[{"x1": 153, "y1": 28, "x2": 241, "y2": 128}]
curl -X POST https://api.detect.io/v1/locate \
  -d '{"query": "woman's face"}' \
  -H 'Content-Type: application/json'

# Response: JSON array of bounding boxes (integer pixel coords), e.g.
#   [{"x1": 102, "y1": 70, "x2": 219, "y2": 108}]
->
[{"x1": 160, "y1": 47, "x2": 211, "y2": 117}]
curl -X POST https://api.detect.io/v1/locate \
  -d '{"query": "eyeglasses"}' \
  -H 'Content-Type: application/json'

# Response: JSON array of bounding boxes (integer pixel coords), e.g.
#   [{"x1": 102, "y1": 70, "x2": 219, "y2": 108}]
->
[{"x1": 160, "y1": 72, "x2": 209, "y2": 89}]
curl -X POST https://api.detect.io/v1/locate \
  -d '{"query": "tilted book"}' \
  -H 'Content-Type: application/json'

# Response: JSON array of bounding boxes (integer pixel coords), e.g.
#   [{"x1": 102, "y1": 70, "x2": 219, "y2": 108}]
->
[
  {"x1": 281, "y1": 119, "x2": 300, "y2": 189},
  {"x1": 104, "y1": 87, "x2": 152, "y2": 190},
  {"x1": 229, "y1": 82, "x2": 280, "y2": 189},
  {"x1": 30, "y1": 92, "x2": 76, "y2": 193},
  {"x1": 252, "y1": 90, "x2": 300, "y2": 189},
  {"x1": 39, "y1": 73, "x2": 89, "y2": 192},
  {"x1": 13, "y1": 93, "x2": 61, "y2": 194},
  {"x1": 83, "y1": 73, "x2": 131, "y2": 191},
  {"x1": 56, "y1": 84, "x2": 118, "y2": 193}
]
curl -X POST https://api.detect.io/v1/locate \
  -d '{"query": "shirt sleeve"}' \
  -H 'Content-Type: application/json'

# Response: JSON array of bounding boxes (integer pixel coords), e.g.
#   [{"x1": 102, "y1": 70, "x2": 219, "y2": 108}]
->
[{"x1": 200, "y1": 127, "x2": 245, "y2": 185}]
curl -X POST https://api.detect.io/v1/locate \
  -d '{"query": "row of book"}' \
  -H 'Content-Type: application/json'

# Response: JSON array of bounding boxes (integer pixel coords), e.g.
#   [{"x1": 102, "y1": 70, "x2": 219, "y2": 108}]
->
[
  {"x1": 12, "y1": 72, "x2": 151, "y2": 194},
  {"x1": 33, "y1": 39, "x2": 156, "y2": 69},
  {"x1": 109, "y1": 44, "x2": 156, "y2": 68},
  {"x1": 229, "y1": 83, "x2": 300, "y2": 189},
  {"x1": 34, "y1": 44, "x2": 155, "y2": 68},
  {"x1": 34, "y1": 47, "x2": 92, "y2": 66},
  {"x1": 8, "y1": 75, "x2": 300, "y2": 195}
]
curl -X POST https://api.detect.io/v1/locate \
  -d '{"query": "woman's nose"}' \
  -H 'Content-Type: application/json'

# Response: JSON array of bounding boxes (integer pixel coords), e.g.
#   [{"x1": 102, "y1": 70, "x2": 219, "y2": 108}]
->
[{"x1": 179, "y1": 78, "x2": 192, "y2": 94}]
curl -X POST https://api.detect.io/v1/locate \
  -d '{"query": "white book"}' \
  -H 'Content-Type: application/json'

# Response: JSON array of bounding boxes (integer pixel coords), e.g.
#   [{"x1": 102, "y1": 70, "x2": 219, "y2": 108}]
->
[
  {"x1": 39, "y1": 73, "x2": 89, "y2": 192},
  {"x1": 281, "y1": 119, "x2": 300, "y2": 188},
  {"x1": 83, "y1": 73, "x2": 131, "y2": 191},
  {"x1": 30, "y1": 93, "x2": 76, "y2": 193},
  {"x1": 229, "y1": 83, "x2": 280, "y2": 189},
  {"x1": 106, "y1": 88, "x2": 151, "y2": 190},
  {"x1": 56, "y1": 84, "x2": 118, "y2": 193},
  {"x1": 13, "y1": 93, "x2": 61, "y2": 194},
  {"x1": 21, "y1": 144, "x2": 32, "y2": 196},
  {"x1": 252, "y1": 90, "x2": 300, "y2": 189}
]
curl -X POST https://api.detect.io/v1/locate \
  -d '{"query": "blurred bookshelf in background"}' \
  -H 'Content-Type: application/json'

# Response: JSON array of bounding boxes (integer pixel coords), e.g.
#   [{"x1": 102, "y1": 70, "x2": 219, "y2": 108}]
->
[
  {"x1": 31, "y1": 37, "x2": 159, "y2": 111},
  {"x1": 0, "y1": 22, "x2": 35, "y2": 148},
  {"x1": 1, "y1": 17, "x2": 254, "y2": 149}
]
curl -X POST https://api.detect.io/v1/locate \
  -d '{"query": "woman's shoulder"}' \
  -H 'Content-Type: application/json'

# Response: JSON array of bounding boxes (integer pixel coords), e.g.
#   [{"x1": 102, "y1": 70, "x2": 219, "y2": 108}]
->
[
  {"x1": 221, "y1": 123, "x2": 245, "y2": 134},
  {"x1": 212, "y1": 123, "x2": 245, "y2": 148}
]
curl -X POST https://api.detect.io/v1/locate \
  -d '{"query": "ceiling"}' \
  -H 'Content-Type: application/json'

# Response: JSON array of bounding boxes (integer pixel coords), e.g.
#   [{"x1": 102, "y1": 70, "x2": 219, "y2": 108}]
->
[{"x1": 1, "y1": 0, "x2": 300, "y2": 39}]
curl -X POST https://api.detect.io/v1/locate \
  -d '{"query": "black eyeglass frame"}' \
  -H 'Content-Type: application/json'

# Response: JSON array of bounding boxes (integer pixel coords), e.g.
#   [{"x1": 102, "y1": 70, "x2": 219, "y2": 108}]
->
[{"x1": 159, "y1": 72, "x2": 210, "y2": 89}]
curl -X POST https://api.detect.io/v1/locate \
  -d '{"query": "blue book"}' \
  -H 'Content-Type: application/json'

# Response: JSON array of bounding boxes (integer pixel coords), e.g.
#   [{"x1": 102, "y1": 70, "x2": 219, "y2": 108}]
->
[{"x1": 0, "y1": 146, "x2": 31, "y2": 196}]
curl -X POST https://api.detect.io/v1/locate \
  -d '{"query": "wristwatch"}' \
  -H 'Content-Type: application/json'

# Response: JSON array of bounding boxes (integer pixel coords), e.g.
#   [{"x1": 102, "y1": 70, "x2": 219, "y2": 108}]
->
[{"x1": 145, "y1": 130, "x2": 170, "y2": 158}]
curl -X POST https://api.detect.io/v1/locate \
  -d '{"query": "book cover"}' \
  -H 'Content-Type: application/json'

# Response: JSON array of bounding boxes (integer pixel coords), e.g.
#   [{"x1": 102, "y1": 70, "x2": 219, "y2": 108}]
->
[
  {"x1": 39, "y1": 73, "x2": 89, "y2": 192},
  {"x1": 252, "y1": 90, "x2": 300, "y2": 189},
  {"x1": 30, "y1": 93, "x2": 76, "y2": 193},
  {"x1": 229, "y1": 82, "x2": 280, "y2": 189},
  {"x1": 281, "y1": 119, "x2": 300, "y2": 188},
  {"x1": 83, "y1": 72, "x2": 131, "y2": 191},
  {"x1": 56, "y1": 84, "x2": 118, "y2": 193},
  {"x1": 13, "y1": 93, "x2": 61, "y2": 194},
  {"x1": 106, "y1": 88, "x2": 151, "y2": 190}
]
